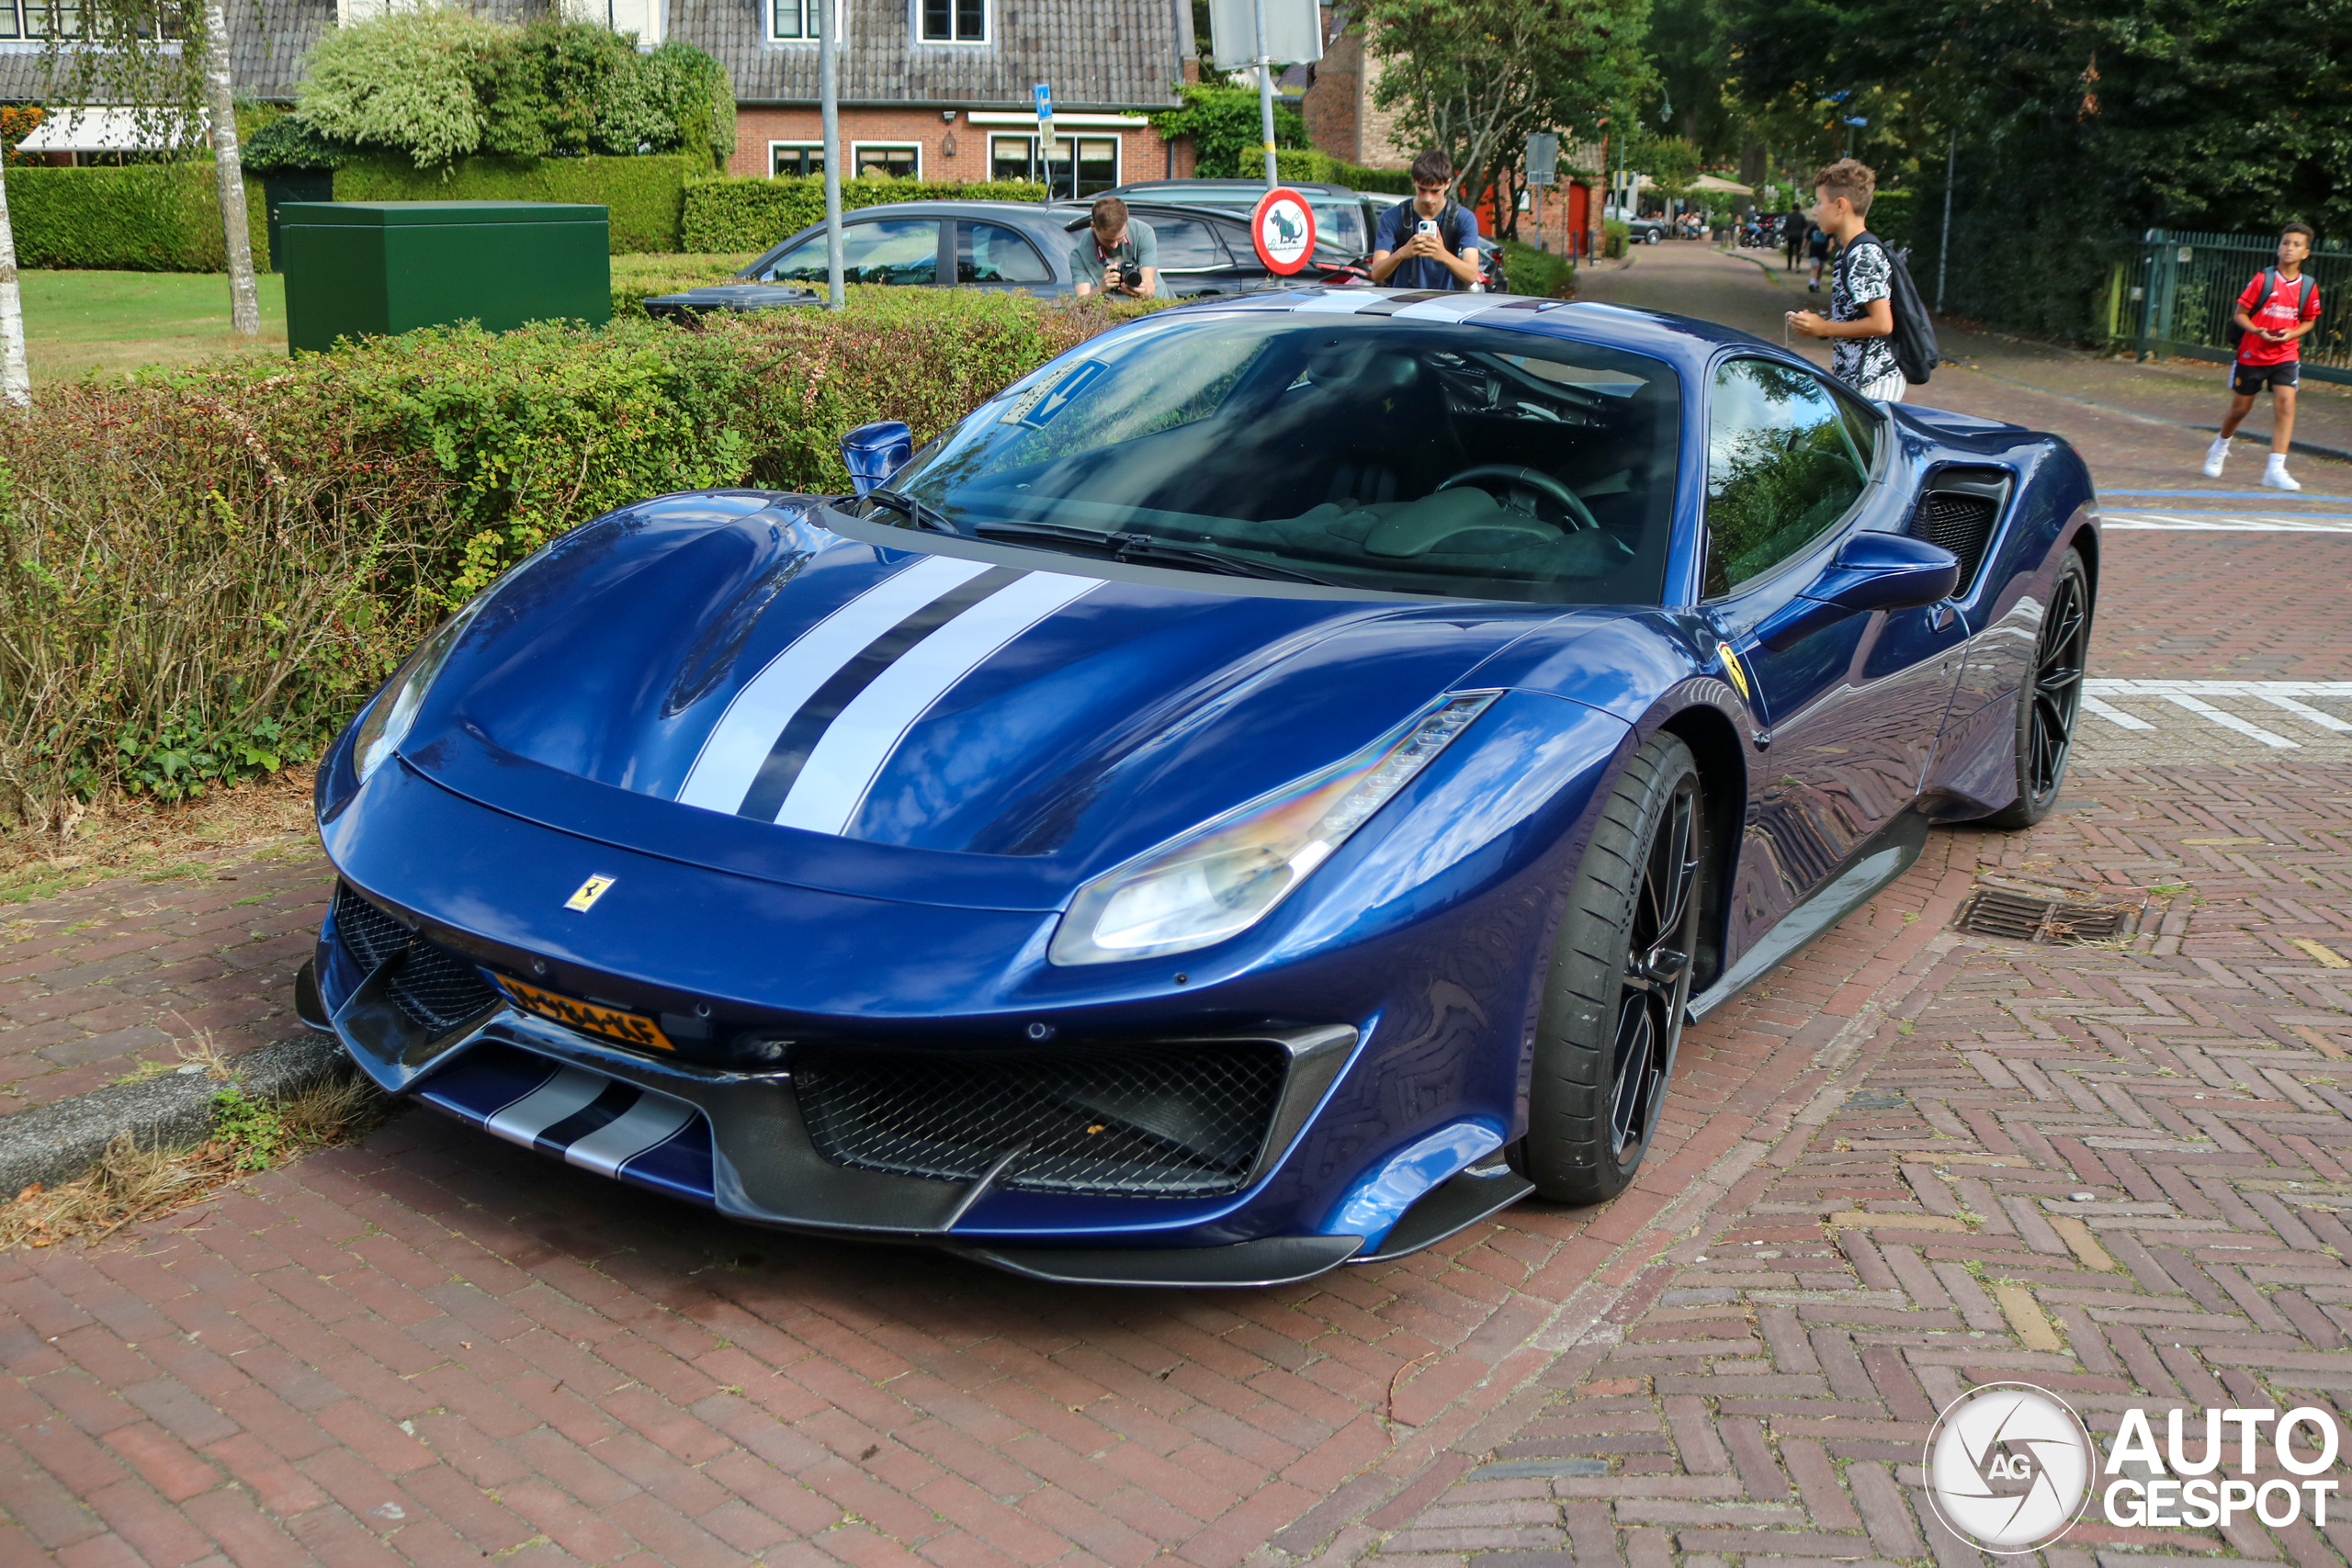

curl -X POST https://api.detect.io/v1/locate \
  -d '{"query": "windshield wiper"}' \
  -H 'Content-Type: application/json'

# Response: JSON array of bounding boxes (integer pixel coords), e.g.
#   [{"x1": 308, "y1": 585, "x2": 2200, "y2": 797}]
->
[
  {"x1": 861, "y1": 488, "x2": 961, "y2": 536},
  {"x1": 971, "y1": 520, "x2": 1342, "y2": 586}
]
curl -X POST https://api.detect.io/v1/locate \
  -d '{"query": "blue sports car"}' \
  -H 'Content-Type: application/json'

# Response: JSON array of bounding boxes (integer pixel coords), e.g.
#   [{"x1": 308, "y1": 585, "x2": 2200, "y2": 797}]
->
[{"x1": 301, "y1": 288, "x2": 2097, "y2": 1286}]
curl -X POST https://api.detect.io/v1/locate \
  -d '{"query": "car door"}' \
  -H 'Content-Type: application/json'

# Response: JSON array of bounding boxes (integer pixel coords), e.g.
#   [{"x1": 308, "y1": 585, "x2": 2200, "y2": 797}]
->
[
  {"x1": 956, "y1": 220, "x2": 1059, "y2": 296},
  {"x1": 1149, "y1": 216, "x2": 1242, "y2": 296},
  {"x1": 1698, "y1": 356, "x2": 1970, "y2": 945},
  {"x1": 760, "y1": 218, "x2": 941, "y2": 287}
]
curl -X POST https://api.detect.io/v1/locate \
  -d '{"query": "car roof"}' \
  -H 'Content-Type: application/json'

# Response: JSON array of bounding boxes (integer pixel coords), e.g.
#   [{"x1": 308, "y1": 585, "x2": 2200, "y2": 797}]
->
[{"x1": 741, "y1": 200, "x2": 1077, "y2": 274}]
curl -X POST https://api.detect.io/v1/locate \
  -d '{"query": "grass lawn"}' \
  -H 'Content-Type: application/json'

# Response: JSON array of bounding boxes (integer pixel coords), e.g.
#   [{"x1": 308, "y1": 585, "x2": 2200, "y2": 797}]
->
[{"x1": 18, "y1": 269, "x2": 290, "y2": 384}]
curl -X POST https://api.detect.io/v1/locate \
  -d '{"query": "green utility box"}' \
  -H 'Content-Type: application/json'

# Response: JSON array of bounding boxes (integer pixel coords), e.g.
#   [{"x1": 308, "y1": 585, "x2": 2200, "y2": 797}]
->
[{"x1": 279, "y1": 200, "x2": 611, "y2": 353}]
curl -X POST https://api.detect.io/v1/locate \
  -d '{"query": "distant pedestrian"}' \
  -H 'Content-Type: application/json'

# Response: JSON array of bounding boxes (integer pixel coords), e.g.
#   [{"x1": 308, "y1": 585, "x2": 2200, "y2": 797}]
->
[
  {"x1": 1806, "y1": 219, "x2": 1832, "y2": 291},
  {"x1": 2203, "y1": 221, "x2": 2323, "y2": 491},
  {"x1": 1784, "y1": 158, "x2": 1905, "y2": 401},
  {"x1": 1783, "y1": 204, "x2": 1805, "y2": 271}
]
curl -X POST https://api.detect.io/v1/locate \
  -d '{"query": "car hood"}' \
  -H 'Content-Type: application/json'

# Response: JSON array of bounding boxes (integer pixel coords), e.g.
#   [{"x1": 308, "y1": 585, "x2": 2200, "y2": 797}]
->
[{"x1": 400, "y1": 493, "x2": 1634, "y2": 897}]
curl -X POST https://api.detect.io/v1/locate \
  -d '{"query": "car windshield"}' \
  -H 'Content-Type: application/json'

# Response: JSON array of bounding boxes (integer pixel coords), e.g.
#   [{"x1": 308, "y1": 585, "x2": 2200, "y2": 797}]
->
[{"x1": 876, "y1": 310, "x2": 1681, "y2": 605}]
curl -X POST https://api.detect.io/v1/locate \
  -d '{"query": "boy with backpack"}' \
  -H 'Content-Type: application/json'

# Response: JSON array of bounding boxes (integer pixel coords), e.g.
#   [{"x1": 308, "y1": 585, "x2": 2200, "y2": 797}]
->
[
  {"x1": 1368, "y1": 150, "x2": 1484, "y2": 291},
  {"x1": 2202, "y1": 221, "x2": 2322, "y2": 491},
  {"x1": 1786, "y1": 158, "x2": 1917, "y2": 401}
]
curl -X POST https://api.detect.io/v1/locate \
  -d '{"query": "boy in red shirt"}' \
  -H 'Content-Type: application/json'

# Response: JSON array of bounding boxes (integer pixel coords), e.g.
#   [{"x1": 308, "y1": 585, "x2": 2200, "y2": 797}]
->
[{"x1": 2203, "y1": 221, "x2": 2323, "y2": 491}]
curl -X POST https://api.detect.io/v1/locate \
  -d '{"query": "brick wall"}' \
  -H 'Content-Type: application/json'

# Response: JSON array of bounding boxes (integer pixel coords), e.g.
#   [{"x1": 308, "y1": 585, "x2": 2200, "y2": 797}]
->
[{"x1": 728, "y1": 106, "x2": 1192, "y2": 184}]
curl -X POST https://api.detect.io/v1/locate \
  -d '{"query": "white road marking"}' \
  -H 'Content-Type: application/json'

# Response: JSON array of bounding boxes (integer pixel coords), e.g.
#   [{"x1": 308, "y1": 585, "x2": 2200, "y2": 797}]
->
[
  {"x1": 2080, "y1": 680, "x2": 2352, "y2": 749},
  {"x1": 2104, "y1": 510, "x2": 2352, "y2": 534}
]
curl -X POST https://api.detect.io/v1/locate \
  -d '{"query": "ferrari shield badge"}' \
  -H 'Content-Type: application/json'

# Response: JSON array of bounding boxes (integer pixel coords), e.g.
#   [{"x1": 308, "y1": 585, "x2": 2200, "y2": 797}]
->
[{"x1": 563, "y1": 874, "x2": 616, "y2": 912}]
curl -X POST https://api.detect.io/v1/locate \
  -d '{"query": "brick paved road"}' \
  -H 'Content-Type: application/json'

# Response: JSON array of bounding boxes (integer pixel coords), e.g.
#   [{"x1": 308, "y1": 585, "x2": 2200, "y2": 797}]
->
[{"x1": 4, "y1": 283, "x2": 2350, "y2": 1567}]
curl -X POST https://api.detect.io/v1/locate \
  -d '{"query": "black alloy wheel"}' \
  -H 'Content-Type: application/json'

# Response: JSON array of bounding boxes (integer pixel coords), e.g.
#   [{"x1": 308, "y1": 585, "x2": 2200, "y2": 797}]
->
[
  {"x1": 1517, "y1": 730, "x2": 1706, "y2": 1205},
  {"x1": 1986, "y1": 550, "x2": 2092, "y2": 829},
  {"x1": 1609, "y1": 784, "x2": 1699, "y2": 1162}
]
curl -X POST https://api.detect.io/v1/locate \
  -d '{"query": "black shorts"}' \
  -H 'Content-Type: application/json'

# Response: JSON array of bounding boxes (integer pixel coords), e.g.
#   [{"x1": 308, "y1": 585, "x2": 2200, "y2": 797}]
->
[
  {"x1": 1808, "y1": 239, "x2": 1830, "y2": 260},
  {"x1": 2232, "y1": 360, "x2": 2299, "y2": 394}
]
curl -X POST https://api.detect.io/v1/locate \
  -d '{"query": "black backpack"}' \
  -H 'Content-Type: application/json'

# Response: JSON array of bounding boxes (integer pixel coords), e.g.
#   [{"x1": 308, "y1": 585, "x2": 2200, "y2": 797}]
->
[
  {"x1": 2225, "y1": 268, "x2": 2314, "y2": 349},
  {"x1": 1845, "y1": 231, "x2": 1939, "y2": 385}
]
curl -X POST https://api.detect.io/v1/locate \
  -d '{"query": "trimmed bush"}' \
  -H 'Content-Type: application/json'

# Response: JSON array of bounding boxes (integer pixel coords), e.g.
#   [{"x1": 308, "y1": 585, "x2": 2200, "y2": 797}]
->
[
  {"x1": 608, "y1": 252, "x2": 760, "y2": 318},
  {"x1": 7, "y1": 164, "x2": 271, "y2": 272},
  {"x1": 1275, "y1": 150, "x2": 1412, "y2": 195},
  {"x1": 682, "y1": 175, "x2": 1047, "y2": 254},
  {"x1": 0, "y1": 288, "x2": 1159, "y2": 823},
  {"x1": 1865, "y1": 189, "x2": 1918, "y2": 253},
  {"x1": 333, "y1": 152, "x2": 696, "y2": 254},
  {"x1": 1499, "y1": 240, "x2": 1574, "y2": 299}
]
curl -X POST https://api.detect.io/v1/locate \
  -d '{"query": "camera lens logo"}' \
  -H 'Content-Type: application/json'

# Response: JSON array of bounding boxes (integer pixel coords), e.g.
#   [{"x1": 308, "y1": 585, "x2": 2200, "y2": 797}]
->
[{"x1": 1922, "y1": 1382, "x2": 2094, "y2": 1553}]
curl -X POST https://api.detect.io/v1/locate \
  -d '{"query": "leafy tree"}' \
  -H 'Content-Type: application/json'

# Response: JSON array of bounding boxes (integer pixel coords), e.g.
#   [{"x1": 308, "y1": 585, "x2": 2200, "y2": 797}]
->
[
  {"x1": 1145, "y1": 83, "x2": 1311, "y2": 178},
  {"x1": 1359, "y1": 0, "x2": 1655, "y2": 240},
  {"x1": 1641, "y1": 132, "x2": 1701, "y2": 197}
]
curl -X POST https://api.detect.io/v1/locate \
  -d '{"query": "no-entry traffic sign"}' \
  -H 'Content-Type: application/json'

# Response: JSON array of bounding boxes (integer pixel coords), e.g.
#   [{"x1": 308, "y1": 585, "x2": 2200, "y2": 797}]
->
[{"x1": 1250, "y1": 187, "x2": 1317, "y2": 275}]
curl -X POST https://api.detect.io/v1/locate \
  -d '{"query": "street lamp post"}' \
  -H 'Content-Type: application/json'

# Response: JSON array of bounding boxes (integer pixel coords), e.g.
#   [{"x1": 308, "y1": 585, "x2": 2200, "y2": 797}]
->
[
  {"x1": 1252, "y1": 0, "x2": 1277, "y2": 186},
  {"x1": 818, "y1": 0, "x2": 844, "y2": 310}
]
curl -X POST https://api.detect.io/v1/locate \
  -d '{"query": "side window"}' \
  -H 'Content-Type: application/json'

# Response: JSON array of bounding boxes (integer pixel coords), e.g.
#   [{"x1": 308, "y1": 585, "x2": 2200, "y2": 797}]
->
[
  {"x1": 1703, "y1": 358, "x2": 1872, "y2": 596},
  {"x1": 959, "y1": 222, "x2": 1051, "y2": 284},
  {"x1": 1148, "y1": 219, "x2": 1229, "y2": 272},
  {"x1": 769, "y1": 220, "x2": 938, "y2": 287}
]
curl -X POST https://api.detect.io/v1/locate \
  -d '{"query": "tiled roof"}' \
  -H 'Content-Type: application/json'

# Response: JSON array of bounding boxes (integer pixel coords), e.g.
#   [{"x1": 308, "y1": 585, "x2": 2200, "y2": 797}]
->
[
  {"x1": 0, "y1": 0, "x2": 1182, "y2": 111},
  {"x1": 673, "y1": 0, "x2": 1184, "y2": 108}
]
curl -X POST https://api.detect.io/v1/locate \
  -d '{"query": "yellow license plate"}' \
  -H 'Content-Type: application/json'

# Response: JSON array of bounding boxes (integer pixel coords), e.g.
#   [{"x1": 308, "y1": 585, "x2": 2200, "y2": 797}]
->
[{"x1": 500, "y1": 977, "x2": 675, "y2": 1054}]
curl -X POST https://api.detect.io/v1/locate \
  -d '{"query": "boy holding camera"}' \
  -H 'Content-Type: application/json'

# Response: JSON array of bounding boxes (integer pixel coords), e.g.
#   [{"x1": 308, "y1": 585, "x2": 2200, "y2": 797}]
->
[
  {"x1": 1369, "y1": 150, "x2": 1484, "y2": 291},
  {"x1": 1071, "y1": 197, "x2": 1160, "y2": 299}
]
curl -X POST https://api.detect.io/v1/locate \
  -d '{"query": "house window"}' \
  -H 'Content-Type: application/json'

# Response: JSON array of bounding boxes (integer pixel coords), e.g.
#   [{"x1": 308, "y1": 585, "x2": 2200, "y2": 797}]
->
[
  {"x1": 771, "y1": 142, "x2": 825, "y2": 178},
  {"x1": 0, "y1": 0, "x2": 87, "y2": 39},
  {"x1": 852, "y1": 142, "x2": 920, "y2": 180},
  {"x1": 919, "y1": 0, "x2": 985, "y2": 43},
  {"x1": 769, "y1": 0, "x2": 840, "y2": 40},
  {"x1": 989, "y1": 134, "x2": 1117, "y2": 198}
]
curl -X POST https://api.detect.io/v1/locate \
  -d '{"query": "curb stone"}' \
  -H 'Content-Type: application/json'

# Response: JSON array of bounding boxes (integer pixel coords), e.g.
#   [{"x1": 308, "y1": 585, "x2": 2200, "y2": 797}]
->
[{"x1": 0, "y1": 1029, "x2": 347, "y2": 1197}]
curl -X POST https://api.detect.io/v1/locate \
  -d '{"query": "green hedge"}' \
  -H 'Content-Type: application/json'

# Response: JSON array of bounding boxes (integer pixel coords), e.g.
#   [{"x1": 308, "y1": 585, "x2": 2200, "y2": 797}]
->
[
  {"x1": 1499, "y1": 240, "x2": 1575, "y2": 299},
  {"x1": 1275, "y1": 150, "x2": 1412, "y2": 194},
  {"x1": 682, "y1": 175, "x2": 1048, "y2": 254},
  {"x1": 0, "y1": 288, "x2": 1159, "y2": 825},
  {"x1": 7, "y1": 164, "x2": 271, "y2": 272},
  {"x1": 333, "y1": 153, "x2": 697, "y2": 254},
  {"x1": 1867, "y1": 189, "x2": 1919, "y2": 253}
]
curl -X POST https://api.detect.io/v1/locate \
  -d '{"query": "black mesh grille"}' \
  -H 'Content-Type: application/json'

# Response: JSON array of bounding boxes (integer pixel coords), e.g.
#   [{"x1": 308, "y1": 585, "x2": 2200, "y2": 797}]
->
[
  {"x1": 794, "y1": 1043, "x2": 1290, "y2": 1197},
  {"x1": 1909, "y1": 491, "x2": 1998, "y2": 592},
  {"x1": 333, "y1": 884, "x2": 499, "y2": 1036}
]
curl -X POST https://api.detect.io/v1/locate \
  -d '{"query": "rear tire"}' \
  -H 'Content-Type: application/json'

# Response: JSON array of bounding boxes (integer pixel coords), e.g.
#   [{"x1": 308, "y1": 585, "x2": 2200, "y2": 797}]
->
[
  {"x1": 1983, "y1": 550, "x2": 2091, "y2": 829},
  {"x1": 1514, "y1": 731, "x2": 1702, "y2": 1205}
]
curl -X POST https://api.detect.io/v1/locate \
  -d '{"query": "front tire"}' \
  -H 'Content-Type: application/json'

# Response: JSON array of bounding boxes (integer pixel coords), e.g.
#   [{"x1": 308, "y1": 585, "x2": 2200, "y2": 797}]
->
[
  {"x1": 1983, "y1": 549, "x2": 2091, "y2": 829},
  {"x1": 1516, "y1": 731, "x2": 1702, "y2": 1205}
]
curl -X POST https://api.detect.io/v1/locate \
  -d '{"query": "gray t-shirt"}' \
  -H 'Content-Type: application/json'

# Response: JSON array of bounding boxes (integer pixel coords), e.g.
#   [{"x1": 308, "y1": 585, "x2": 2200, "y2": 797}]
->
[{"x1": 1070, "y1": 219, "x2": 1159, "y2": 295}]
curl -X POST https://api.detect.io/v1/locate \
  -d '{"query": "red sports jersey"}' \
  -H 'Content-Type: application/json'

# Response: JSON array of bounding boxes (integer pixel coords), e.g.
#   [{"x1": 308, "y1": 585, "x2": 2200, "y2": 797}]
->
[{"x1": 2236, "y1": 271, "x2": 2322, "y2": 367}]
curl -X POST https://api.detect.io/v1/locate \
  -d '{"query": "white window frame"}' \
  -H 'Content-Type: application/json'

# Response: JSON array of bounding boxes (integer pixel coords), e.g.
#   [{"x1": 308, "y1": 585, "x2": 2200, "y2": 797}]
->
[
  {"x1": 916, "y1": 0, "x2": 989, "y2": 45},
  {"x1": 850, "y1": 141, "x2": 922, "y2": 180},
  {"x1": 989, "y1": 133, "x2": 1122, "y2": 195},
  {"x1": 769, "y1": 141, "x2": 826, "y2": 178},
  {"x1": 767, "y1": 0, "x2": 844, "y2": 43}
]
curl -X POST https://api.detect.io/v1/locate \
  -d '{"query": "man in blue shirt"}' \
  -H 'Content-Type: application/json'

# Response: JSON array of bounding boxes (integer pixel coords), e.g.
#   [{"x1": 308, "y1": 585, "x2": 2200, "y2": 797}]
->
[{"x1": 1369, "y1": 150, "x2": 1484, "y2": 291}]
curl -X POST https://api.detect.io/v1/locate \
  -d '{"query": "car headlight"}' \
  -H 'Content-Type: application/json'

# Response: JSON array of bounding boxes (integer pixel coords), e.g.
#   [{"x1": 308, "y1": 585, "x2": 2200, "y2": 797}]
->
[
  {"x1": 351, "y1": 596, "x2": 492, "y2": 784},
  {"x1": 1048, "y1": 693, "x2": 1498, "y2": 966}
]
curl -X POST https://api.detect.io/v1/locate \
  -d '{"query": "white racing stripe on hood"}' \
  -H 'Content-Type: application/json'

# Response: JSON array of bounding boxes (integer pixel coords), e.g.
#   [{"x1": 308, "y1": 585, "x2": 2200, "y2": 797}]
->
[
  {"x1": 1392, "y1": 295, "x2": 1505, "y2": 321},
  {"x1": 677, "y1": 553, "x2": 993, "y2": 814},
  {"x1": 1288, "y1": 291, "x2": 1382, "y2": 314},
  {"x1": 771, "y1": 571, "x2": 1102, "y2": 835}
]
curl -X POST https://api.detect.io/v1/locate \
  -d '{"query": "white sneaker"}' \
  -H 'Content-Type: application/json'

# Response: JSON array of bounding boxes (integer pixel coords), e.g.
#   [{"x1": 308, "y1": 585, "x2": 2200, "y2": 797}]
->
[
  {"x1": 2202, "y1": 435, "x2": 2230, "y2": 478},
  {"x1": 2263, "y1": 457, "x2": 2301, "y2": 491}
]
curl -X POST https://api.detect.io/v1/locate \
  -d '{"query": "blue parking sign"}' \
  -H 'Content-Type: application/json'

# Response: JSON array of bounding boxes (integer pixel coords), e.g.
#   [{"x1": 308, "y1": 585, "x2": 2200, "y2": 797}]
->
[{"x1": 1034, "y1": 84, "x2": 1051, "y2": 119}]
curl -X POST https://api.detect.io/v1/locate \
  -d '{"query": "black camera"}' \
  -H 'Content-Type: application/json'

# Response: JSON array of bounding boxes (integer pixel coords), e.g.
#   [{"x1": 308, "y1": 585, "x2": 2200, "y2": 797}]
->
[{"x1": 1120, "y1": 265, "x2": 1143, "y2": 291}]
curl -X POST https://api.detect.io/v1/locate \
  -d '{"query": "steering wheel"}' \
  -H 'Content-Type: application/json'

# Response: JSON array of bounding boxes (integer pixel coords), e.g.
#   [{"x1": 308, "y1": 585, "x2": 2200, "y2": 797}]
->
[{"x1": 1436, "y1": 464, "x2": 1600, "y2": 532}]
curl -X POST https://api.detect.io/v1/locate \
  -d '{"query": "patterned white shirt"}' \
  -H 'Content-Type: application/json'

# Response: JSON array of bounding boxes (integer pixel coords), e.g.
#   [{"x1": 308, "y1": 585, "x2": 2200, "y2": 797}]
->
[{"x1": 1831, "y1": 237, "x2": 1899, "y2": 389}]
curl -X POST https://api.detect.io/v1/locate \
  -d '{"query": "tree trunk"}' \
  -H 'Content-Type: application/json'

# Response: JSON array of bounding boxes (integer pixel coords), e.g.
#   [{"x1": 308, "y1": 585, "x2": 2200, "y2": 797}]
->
[
  {"x1": 0, "y1": 157, "x2": 28, "y2": 406},
  {"x1": 202, "y1": 0, "x2": 260, "y2": 337}
]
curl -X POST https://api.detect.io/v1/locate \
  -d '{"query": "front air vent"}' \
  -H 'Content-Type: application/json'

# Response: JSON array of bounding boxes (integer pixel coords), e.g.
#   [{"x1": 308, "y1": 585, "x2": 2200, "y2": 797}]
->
[
  {"x1": 1908, "y1": 469, "x2": 2011, "y2": 595},
  {"x1": 794, "y1": 1042, "x2": 1289, "y2": 1198},
  {"x1": 333, "y1": 884, "x2": 500, "y2": 1036}
]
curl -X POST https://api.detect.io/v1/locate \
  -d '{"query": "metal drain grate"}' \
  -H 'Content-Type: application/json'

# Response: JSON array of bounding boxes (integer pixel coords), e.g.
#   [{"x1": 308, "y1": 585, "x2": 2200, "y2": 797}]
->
[{"x1": 1956, "y1": 885, "x2": 2142, "y2": 945}]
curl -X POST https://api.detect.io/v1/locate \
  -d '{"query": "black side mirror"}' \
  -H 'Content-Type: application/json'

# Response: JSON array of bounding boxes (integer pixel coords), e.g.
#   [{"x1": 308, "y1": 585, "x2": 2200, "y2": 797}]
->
[
  {"x1": 1756, "y1": 533, "x2": 1961, "y2": 651},
  {"x1": 841, "y1": 421, "x2": 913, "y2": 498}
]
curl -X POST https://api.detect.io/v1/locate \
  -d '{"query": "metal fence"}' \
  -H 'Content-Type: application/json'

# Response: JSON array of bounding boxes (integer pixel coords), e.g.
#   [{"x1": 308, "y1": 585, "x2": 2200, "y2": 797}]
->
[{"x1": 2127, "y1": 229, "x2": 2352, "y2": 385}]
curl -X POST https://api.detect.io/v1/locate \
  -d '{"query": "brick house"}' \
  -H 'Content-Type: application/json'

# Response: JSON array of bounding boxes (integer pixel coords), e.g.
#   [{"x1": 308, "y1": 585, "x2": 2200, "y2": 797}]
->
[{"x1": 1, "y1": 0, "x2": 1194, "y2": 195}]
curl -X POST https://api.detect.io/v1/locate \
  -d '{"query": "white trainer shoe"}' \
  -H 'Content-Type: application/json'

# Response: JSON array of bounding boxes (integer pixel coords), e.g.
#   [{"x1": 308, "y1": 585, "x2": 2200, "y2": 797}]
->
[
  {"x1": 2263, "y1": 456, "x2": 2302, "y2": 491},
  {"x1": 2202, "y1": 435, "x2": 2230, "y2": 478}
]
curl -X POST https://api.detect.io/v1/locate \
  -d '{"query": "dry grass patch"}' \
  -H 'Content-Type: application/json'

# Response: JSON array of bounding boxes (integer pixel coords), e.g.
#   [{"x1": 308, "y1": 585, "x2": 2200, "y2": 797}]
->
[
  {"x1": 2, "y1": 1070, "x2": 397, "y2": 1250},
  {"x1": 0, "y1": 764, "x2": 318, "y2": 907}
]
